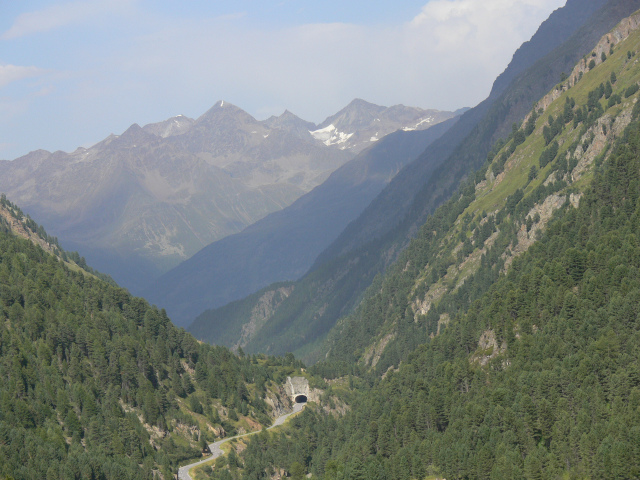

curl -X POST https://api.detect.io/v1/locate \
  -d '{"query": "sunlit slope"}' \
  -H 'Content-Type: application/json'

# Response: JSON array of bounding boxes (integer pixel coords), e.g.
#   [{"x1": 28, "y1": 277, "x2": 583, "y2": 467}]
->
[
  {"x1": 225, "y1": 13, "x2": 640, "y2": 480},
  {"x1": 325, "y1": 11, "x2": 640, "y2": 371}
]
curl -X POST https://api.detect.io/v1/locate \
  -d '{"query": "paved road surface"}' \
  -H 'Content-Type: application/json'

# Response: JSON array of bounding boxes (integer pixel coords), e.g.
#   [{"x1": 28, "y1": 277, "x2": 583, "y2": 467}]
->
[{"x1": 178, "y1": 402, "x2": 305, "y2": 480}]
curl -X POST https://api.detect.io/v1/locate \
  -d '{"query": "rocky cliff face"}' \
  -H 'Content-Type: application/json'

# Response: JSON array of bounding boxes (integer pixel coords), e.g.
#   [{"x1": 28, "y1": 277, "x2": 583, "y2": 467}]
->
[
  {"x1": 233, "y1": 286, "x2": 295, "y2": 350},
  {"x1": 0, "y1": 199, "x2": 57, "y2": 256}
]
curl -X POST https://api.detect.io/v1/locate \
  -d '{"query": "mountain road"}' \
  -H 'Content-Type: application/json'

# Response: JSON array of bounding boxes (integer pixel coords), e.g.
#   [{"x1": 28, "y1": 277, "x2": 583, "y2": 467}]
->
[{"x1": 178, "y1": 402, "x2": 305, "y2": 480}]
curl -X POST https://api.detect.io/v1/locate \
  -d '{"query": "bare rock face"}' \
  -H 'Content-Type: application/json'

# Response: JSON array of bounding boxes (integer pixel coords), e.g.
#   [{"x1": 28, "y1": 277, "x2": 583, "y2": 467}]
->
[
  {"x1": 234, "y1": 286, "x2": 295, "y2": 350},
  {"x1": 470, "y1": 330, "x2": 507, "y2": 367},
  {"x1": 264, "y1": 385, "x2": 292, "y2": 418},
  {"x1": 0, "y1": 201, "x2": 57, "y2": 256},
  {"x1": 363, "y1": 332, "x2": 396, "y2": 368}
]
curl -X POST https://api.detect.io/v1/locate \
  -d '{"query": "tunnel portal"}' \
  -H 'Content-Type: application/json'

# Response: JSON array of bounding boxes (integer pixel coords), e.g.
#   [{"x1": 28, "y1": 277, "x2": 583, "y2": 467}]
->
[{"x1": 285, "y1": 376, "x2": 310, "y2": 404}]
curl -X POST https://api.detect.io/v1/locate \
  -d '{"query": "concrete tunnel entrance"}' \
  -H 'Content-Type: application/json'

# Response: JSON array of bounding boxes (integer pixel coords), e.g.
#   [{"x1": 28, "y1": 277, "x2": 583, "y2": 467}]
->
[{"x1": 286, "y1": 376, "x2": 310, "y2": 405}]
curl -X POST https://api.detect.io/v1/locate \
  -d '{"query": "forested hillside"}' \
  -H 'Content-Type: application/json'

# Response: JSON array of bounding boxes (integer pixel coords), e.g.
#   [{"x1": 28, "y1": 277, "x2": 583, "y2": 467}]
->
[
  {"x1": 0, "y1": 200, "x2": 298, "y2": 479},
  {"x1": 208, "y1": 11, "x2": 640, "y2": 480},
  {"x1": 325, "y1": 10, "x2": 640, "y2": 371},
  {"x1": 187, "y1": 0, "x2": 640, "y2": 363}
]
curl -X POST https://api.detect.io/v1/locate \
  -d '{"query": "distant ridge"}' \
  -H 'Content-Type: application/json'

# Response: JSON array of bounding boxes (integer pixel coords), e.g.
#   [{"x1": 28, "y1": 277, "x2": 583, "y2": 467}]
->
[
  {"x1": 0, "y1": 99, "x2": 455, "y2": 293},
  {"x1": 146, "y1": 116, "x2": 459, "y2": 327}
]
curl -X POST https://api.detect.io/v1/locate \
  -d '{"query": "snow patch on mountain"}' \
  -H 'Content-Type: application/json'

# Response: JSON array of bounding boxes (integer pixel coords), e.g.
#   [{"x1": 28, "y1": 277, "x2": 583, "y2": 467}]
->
[
  {"x1": 310, "y1": 124, "x2": 354, "y2": 147},
  {"x1": 402, "y1": 116, "x2": 435, "y2": 131}
]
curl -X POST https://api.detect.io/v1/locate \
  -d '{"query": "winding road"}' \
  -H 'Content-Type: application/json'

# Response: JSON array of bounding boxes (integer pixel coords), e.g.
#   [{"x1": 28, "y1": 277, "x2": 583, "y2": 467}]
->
[{"x1": 177, "y1": 402, "x2": 306, "y2": 480}]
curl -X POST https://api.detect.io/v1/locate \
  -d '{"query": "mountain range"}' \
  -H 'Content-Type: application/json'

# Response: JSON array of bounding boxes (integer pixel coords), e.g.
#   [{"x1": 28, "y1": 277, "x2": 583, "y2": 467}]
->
[
  {"x1": 144, "y1": 116, "x2": 461, "y2": 326},
  {"x1": 0, "y1": 99, "x2": 456, "y2": 293}
]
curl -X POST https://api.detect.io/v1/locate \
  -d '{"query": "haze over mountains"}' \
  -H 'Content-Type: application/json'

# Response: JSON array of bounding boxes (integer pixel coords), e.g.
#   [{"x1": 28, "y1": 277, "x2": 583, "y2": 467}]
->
[
  {"x1": 187, "y1": 0, "x2": 640, "y2": 361},
  {"x1": 0, "y1": 99, "x2": 456, "y2": 292},
  {"x1": 143, "y1": 116, "x2": 460, "y2": 326}
]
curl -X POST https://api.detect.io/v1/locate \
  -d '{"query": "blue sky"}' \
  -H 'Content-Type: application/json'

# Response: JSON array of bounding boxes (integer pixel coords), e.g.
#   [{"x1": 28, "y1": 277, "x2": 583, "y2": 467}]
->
[{"x1": 0, "y1": 0, "x2": 565, "y2": 160}]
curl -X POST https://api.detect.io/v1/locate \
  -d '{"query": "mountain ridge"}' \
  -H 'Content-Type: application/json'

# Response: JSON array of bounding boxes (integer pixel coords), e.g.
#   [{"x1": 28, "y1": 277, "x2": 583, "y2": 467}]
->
[
  {"x1": 326, "y1": 9, "x2": 640, "y2": 369},
  {"x1": 209, "y1": 9, "x2": 640, "y2": 479},
  {"x1": 0, "y1": 192, "x2": 312, "y2": 479}
]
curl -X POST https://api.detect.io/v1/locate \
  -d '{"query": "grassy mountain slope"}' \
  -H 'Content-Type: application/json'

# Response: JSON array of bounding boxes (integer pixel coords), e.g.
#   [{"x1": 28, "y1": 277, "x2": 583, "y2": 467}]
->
[
  {"x1": 215, "y1": 11, "x2": 640, "y2": 480},
  {"x1": 0, "y1": 199, "x2": 301, "y2": 479},
  {"x1": 191, "y1": 0, "x2": 640, "y2": 363},
  {"x1": 326, "y1": 9, "x2": 640, "y2": 371}
]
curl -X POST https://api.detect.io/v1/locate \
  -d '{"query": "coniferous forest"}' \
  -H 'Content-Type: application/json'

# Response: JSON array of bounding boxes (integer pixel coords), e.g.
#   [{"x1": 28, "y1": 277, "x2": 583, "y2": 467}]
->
[
  {"x1": 0, "y1": 200, "x2": 303, "y2": 479},
  {"x1": 216, "y1": 76, "x2": 640, "y2": 480}
]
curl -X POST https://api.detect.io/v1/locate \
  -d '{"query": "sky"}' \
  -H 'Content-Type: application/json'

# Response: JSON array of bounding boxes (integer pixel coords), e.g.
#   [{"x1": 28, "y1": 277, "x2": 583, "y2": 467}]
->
[{"x1": 0, "y1": 0, "x2": 566, "y2": 160}]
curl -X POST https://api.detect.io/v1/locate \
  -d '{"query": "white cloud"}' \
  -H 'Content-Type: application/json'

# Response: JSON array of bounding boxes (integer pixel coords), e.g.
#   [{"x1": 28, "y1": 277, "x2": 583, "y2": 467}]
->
[
  {"x1": 0, "y1": 64, "x2": 45, "y2": 88},
  {"x1": 2, "y1": 0, "x2": 135, "y2": 39},
  {"x1": 410, "y1": 0, "x2": 565, "y2": 63},
  {"x1": 413, "y1": 0, "x2": 561, "y2": 24},
  {"x1": 106, "y1": 0, "x2": 564, "y2": 121}
]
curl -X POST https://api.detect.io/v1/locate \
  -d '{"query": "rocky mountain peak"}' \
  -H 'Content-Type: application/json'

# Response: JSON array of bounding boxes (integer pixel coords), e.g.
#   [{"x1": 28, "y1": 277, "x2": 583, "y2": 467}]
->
[
  {"x1": 318, "y1": 98, "x2": 386, "y2": 131},
  {"x1": 122, "y1": 123, "x2": 143, "y2": 135},
  {"x1": 311, "y1": 99, "x2": 457, "y2": 152},
  {"x1": 111, "y1": 123, "x2": 157, "y2": 148},
  {"x1": 263, "y1": 109, "x2": 316, "y2": 138},
  {"x1": 197, "y1": 100, "x2": 254, "y2": 122},
  {"x1": 142, "y1": 115, "x2": 195, "y2": 138},
  {"x1": 188, "y1": 101, "x2": 263, "y2": 143}
]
